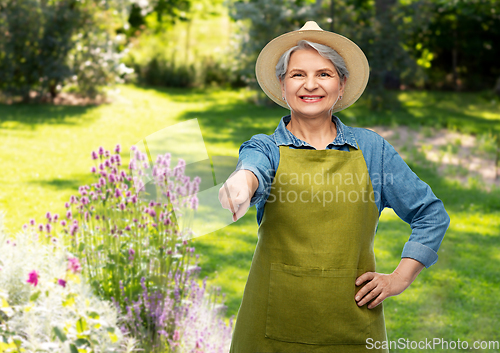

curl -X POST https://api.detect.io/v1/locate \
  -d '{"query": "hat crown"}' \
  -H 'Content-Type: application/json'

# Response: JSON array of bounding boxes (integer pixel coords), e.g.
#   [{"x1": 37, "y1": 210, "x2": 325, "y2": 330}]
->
[{"x1": 300, "y1": 21, "x2": 323, "y2": 31}]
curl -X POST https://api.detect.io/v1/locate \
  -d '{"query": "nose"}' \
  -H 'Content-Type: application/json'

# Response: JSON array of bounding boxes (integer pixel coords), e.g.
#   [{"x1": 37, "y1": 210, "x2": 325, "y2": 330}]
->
[{"x1": 303, "y1": 76, "x2": 319, "y2": 91}]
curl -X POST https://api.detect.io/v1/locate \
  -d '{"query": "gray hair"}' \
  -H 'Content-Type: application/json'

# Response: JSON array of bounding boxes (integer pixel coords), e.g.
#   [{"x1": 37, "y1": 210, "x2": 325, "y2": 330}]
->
[{"x1": 275, "y1": 40, "x2": 349, "y2": 83}]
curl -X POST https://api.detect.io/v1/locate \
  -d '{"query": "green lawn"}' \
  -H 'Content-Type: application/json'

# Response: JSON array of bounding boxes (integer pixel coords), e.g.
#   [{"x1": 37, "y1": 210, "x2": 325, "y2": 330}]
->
[{"x1": 1, "y1": 85, "x2": 499, "y2": 352}]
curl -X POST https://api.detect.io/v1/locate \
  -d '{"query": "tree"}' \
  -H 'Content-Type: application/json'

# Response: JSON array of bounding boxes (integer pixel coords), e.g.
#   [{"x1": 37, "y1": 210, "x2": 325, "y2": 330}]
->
[{"x1": 0, "y1": 0, "x2": 132, "y2": 103}]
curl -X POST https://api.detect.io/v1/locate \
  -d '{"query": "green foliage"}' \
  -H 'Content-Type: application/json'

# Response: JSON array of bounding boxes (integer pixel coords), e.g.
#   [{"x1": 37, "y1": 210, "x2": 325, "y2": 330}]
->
[
  {"x1": 401, "y1": 0, "x2": 500, "y2": 91},
  {"x1": 0, "y1": 0, "x2": 133, "y2": 102}
]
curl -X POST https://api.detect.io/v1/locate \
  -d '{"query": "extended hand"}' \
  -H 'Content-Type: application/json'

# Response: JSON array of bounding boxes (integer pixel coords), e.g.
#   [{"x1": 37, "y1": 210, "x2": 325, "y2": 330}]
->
[{"x1": 218, "y1": 169, "x2": 257, "y2": 222}]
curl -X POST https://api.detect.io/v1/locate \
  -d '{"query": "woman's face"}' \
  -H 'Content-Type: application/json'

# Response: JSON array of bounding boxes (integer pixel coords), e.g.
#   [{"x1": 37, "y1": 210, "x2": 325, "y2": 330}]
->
[{"x1": 281, "y1": 48, "x2": 345, "y2": 120}]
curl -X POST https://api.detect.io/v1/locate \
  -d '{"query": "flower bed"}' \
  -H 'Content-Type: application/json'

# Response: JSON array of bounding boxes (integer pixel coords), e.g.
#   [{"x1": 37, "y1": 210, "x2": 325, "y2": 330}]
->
[{"x1": 1, "y1": 145, "x2": 233, "y2": 352}]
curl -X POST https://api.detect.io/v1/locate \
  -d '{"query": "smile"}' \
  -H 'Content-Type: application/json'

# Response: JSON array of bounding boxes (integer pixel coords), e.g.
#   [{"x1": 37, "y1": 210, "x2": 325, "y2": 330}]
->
[{"x1": 299, "y1": 96, "x2": 324, "y2": 102}]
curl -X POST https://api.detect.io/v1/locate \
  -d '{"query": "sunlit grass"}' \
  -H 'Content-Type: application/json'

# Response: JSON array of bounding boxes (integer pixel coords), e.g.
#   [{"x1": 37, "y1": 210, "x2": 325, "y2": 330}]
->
[{"x1": 1, "y1": 85, "x2": 499, "y2": 347}]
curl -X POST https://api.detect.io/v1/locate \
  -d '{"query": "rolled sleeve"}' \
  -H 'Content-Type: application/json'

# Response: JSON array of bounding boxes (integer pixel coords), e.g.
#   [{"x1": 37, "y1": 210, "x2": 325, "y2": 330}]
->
[
  {"x1": 381, "y1": 140, "x2": 450, "y2": 268},
  {"x1": 237, "y1": 135, "x2": 276, "y2": 208}
]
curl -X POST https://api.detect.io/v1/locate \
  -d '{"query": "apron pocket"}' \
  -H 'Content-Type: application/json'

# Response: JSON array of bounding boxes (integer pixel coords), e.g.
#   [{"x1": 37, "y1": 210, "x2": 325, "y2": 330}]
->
[{"x1": 265, "y1": 263, "x2": 372, "y2": 345}]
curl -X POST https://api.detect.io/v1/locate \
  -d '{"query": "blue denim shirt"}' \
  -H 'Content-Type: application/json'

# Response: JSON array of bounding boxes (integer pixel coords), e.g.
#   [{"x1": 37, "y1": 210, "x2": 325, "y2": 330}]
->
[{"x1": 237, "y1": 115, "x2": 450, "y2": 268}]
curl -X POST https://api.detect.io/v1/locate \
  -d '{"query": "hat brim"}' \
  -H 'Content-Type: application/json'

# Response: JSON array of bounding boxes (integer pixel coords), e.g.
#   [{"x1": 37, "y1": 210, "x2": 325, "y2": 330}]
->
[{"x1": 255, "y1": 29, "x2": 369, "y2": 113}]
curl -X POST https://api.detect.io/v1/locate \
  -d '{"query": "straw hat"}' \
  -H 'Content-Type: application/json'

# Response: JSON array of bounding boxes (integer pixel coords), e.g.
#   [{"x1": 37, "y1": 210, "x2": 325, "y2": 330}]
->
[{"x1": 255, "y1": 21, "x2": 369, "y2": 113}]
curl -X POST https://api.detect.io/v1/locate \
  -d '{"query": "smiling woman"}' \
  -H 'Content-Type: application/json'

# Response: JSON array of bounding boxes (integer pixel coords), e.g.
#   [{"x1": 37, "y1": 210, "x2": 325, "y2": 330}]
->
[
  {"x1": 218, "y1": 21, "x2": 450, "y2": 353},
  {"x1": 280, "y1": 46, "x2": 346, "y2": 150}
]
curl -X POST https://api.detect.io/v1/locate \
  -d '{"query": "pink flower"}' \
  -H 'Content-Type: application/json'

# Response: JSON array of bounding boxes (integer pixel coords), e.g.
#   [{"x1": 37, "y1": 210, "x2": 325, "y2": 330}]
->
[
  {"x1": 66, "y1": 211, "x2": 72, "y2": 219},
  {"x1": 60, "y1": 220, "x2": 67, "y2": 227},
  {"x1": 114, "y1": 144, "x2": 121, "y2": 154},
  {"x1": 98, "y1": 146, "x2": 104, "y2": 156},
  {"x1": 27, "y1": 270, "x2": 39, "y2": 287},
  {"x1": 92, "y1": 151, "x2": 99, "y2": 160},
  {"x1": 58, "y1": 279, "x2": 67, "y2": 288},
  {"x1": 90, "y1": 166, "x2": 97, "y2": 173},
  {"x1": 29, "y1": 219, "x2": 35, "y2": 226},
  {"x1": 45, "y1": 224, "x2": 52, "y2": 233},
  {"x1": 67, "y1": 257, "x2": 82, "y2": 273},
  {"x1": 173, "y1": 330, "x2": 180, "y2": 341}
]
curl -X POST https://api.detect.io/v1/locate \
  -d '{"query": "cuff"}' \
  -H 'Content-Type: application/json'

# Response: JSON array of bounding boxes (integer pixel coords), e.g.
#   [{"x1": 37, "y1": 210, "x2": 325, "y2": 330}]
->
[
  {"x1": 240, "y1": 166, "x2": 265, "y2": 208},
  {"x1": 401, "y1": 241, "x2": 439, "y2": 268}
]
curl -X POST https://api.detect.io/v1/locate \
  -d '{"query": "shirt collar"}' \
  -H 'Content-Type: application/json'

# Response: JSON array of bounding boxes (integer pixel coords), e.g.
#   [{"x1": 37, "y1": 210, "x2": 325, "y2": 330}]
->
[{"x1": 273, "y1": 114, "x2": 358, "y2": 149}]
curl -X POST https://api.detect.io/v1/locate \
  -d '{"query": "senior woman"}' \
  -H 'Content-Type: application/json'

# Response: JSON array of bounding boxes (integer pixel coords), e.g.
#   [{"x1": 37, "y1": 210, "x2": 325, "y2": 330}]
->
[{"x1": 219, "y1": 21, "x2": 450, "y2": 353}]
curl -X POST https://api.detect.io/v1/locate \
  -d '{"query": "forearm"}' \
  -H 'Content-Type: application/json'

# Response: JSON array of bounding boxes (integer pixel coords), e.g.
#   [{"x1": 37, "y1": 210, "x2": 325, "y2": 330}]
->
[
  {"x1": 241, "y1": 169, "x2": 259, "y2": 199},
  {"x1": 392, "y1": 258, "x2": 425, "y2": 287}
]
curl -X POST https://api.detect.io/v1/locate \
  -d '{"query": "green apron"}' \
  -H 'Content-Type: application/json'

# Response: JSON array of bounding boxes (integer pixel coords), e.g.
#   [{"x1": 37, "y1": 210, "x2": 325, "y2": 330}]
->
[{"x1": 230, "y1": 143, "x2": 388, "y2": 353}]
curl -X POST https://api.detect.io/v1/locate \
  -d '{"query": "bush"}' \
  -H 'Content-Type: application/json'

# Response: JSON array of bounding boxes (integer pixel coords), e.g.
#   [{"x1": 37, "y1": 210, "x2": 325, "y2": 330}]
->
[{"x1": 0, "y1": 0, "x2": 133, "y2": 103}]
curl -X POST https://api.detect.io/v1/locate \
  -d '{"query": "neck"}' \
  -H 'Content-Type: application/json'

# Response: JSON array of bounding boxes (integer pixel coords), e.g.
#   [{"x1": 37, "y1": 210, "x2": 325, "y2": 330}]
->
[{"x1": 286, "y1": 112, "x2": 337, "y2": 150}]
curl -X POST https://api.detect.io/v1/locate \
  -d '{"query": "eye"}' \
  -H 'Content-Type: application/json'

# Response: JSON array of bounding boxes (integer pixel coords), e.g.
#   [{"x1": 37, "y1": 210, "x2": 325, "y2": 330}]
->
[
  {"x1": 291, "y1": 73, "x2": 303, "y2": 77},
  {"x1": 320, "y1": 72, "x2": 332, "y2": 77}
]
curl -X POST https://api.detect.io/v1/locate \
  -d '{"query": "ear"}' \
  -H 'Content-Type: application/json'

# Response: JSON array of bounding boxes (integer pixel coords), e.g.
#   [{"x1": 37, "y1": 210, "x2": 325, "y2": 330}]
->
[
  {"x1": 339, "y1": 76, "x2": 347, "y2": 95},
  {"x1": 280, "y1": 78, "x2": 285, "y2": 98}
]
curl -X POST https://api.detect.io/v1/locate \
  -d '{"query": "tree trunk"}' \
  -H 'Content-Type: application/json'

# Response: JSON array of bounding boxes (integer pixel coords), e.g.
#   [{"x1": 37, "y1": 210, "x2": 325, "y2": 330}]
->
[{"x1": 452, "y1": 27, "x2": 459, "y2": 91}]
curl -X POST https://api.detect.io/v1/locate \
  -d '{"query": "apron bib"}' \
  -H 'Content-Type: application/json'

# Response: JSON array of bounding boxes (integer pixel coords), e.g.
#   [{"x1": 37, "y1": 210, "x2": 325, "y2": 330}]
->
[{"x1": 230, "y1": 144, "x2": 388, "y2": 353}]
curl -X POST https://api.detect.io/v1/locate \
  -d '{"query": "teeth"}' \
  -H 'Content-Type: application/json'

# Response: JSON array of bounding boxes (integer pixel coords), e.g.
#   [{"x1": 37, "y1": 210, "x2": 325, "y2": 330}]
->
[{"x1": 302, "y1": 97, "x2": 322, "y2": 100}]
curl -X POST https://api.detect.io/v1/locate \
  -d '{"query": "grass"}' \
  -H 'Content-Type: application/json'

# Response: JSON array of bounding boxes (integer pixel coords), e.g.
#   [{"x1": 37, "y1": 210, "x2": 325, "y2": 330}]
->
[{"x1": 1, "y1": 85, "x2": 500, "y2": 351}]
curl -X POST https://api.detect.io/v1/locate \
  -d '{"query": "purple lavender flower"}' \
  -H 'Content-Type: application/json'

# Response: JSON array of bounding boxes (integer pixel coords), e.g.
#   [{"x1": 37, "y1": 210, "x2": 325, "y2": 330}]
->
[
  {"x1": 99, "y1": 177, "x2": 106, "y2": 186},
  {"x1": 38, "y1": 224, "x2": 44, "y2": 232},
  {"x1": 61, "y1": 220, "x2": 67, "y2": 226},
  {"x1": 70, "y1": 195, "x2": 77, "y2": 204},
  {"x1": 114, "y1": 144, "x2": 121, "y2": 154},
  {"x1": 104, "y1": 159, "x2": 111, "y2": 168},
  {"x1": 65, "y1": 202, "x2": 70, "y2": 209},
  {"x1": 119, "y1": 203, "x2": 126, "y2": 211},
  {"x1": 98, "y1": 146, "x2": 104, "y2": 156},
  {"x1": 46, "y1": 224, "x2": 52, "y2": 233},
  {"x1": 114, "y1": 188, "x2": 122, "y2": 198},
  {"x1": 105, "y1": 150, "x2": 110, "y2": 158},
  {"x1": 58, "y1": 279, "x2": 67, "y2": 288},
  {"x1": 81, "y1": 197, "x2": 90, "y2": 205},
  {"x1": 90, "y1": 166, "x2": 97, "y2": 173},
  {"x1": 92, "y1": 151, "x2": 99, "y2": 160},
  {"x1": 128, "y1": 248, "x2": 135, "y2": 261},
  {"x1": 69, "y1": 224, "x2": 78, "y2": 236},
  {"x1": 191, "y1": 196, "x2": 199, "y2": 210},
  {"x1": 109, "y1": 174, "x2": 116, "y2": 183},
  {"x1": 125, "y1": 225, "x2": 131, "y2": 231},
  {"x1": 29, "y1": 219, "x2": 35, "y2": 226},
  {"x1": 53, "y1": 214, "x2": 59, "y2": 221},
  {"x1": 66, "y1": 211, "x2": 72, "y2": 219}
]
